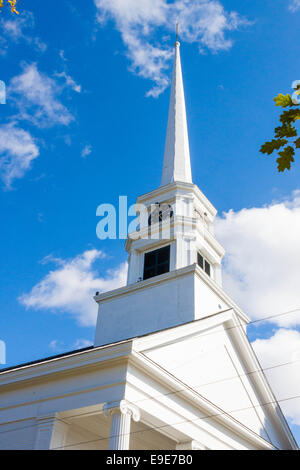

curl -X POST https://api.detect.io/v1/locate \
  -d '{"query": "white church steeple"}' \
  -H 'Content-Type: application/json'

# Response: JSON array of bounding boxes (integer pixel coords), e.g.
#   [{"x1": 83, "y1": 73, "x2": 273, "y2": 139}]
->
[
  {"x1": 161, "y1": 39, "x2": 192, "y2": 186},
  {"x1": 122, "y1": 39, "x2": 225, "y2": 289},
  {"x1": 95, "y1": 39, "x2": 230, "y2": 346}
]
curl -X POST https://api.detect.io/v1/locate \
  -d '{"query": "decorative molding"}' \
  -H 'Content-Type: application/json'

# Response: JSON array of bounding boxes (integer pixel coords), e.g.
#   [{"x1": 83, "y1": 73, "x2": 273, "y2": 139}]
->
[
  {"x1": 94, "y1": 262, "x2": 250, "y2": 325},
  {"x1": 0, "y1": 342, "x2": 133, "y2": 385},
  {"x1": 128, "y1": 351, "x2": 276, "y2": 450},
  {"x1": 136, "y1": 182, "x2": 217, "y2": 217},
  {"x1": 104, "y1": 400, "x2": 141, "y2": 450},
  {"x1": 103, "y1": 400, "x2": 141, "y2": 423},
  {"x1": 94, "y1": 264, "x2": 196, "y2": 302}
]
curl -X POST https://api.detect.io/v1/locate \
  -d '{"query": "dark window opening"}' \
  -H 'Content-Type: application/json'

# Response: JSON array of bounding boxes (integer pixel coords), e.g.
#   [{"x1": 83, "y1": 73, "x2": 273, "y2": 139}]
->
[
  {"x1": 197, "y1": 253, "x2": 204, "y2": 269},
  {"x1": 197, "y1": 252, "x2": 211, "y2": 277},
  {"x1": 143, "y1": 245, "x2": 170, "y2": 280},
  {"x1": 205, "y1": 260, "x2": 211, "y2": 276}
]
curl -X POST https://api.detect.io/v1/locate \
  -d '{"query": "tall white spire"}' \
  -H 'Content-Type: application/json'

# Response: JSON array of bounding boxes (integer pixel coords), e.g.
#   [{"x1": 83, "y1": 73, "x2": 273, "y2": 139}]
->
[{"x1": 161, "y1": 40, "x2": 192, "y2": 186}]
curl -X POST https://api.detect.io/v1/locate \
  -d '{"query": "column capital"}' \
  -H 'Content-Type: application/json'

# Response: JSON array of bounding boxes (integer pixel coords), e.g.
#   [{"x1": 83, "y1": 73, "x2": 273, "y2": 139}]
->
[{"x1": 103, "y1": 400, "x2": 140, "y2": 422}]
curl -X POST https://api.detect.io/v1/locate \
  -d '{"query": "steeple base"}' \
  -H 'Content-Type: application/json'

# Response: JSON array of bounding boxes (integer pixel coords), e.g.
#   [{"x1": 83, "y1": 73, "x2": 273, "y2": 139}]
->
[{"x1": 94, "y1": 264, "x2": 249, "y2": 347}]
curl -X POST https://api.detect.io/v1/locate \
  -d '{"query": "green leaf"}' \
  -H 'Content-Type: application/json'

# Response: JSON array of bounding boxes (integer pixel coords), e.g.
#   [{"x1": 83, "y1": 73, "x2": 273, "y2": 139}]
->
[
  {"x1": 260, "y1": 139, "x2": 288, "y2": 155},
  {"x1": 274, "y1": 94, "x2": 293, "y2": 107},
  {"x1": 275, "y1": 123, "x2": 297, "y2": 139},
  {"x1": 295, "y1": 137, "x2": 300, "y2": 149},
  {"x1": 276, "y1": 146, "x2": 295, "y2": 172},
  {"x1": 280, "y1": 109, "x2": 300, "y2": 125}
]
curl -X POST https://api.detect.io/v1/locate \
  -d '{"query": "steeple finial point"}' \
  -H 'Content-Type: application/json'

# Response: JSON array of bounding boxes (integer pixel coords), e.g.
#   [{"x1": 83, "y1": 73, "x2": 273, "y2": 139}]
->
[
  {"x1": 161, "y1": 27, "x2": 192, "y2": 187},
  {"x1": 175, "y1": 22, "x2": 180, "y2": 46}
]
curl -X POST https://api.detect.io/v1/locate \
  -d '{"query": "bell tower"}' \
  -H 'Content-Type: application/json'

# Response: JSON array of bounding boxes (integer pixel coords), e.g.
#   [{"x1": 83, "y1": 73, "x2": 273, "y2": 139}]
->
[
  {"x1": 94, "y1": 40, "x2": 248, "y2": 348},
  {"x1": 126, "y1": 40, "x2": 224, "y2": 288}
]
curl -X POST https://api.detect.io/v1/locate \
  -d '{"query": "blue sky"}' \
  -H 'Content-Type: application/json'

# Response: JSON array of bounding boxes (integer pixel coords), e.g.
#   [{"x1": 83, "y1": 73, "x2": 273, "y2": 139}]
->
[{"x1": 1, "y1": 0, "x2": 300, "y2": 444}]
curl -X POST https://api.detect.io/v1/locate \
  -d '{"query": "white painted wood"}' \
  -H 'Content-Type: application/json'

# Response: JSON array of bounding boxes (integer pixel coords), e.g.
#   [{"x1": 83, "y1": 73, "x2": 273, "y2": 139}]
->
[
  {"x1": 94, "y1": 264, "x2": 252, "y2": 347},
  {"x1": 108, "y1": 410, "x2": 131, "y2": 450},
  {"x1": 0, "y1": 41, "x2": 297, "y2": 452},
  {"x1": 0, "y1": 419, "x2": 36, "y2": 450},
  {"x1": 34, "y1": 414, "x2": 68, "y2": 450},
  {"x1": 50, "y1": 419, "x2": 69, "y2": 450},
  {"x1": 34, "y1": 415, "x2": 56, "y2": 450},
  {"x1": 0, "y1": 339, "x2": 296, "y2": 449},
  {"x1": 162, "y1": 41, "x2": 192, "y2": 186},
  {"x1": 104, "y1": 401, "x2": 140, "y2": 450}
]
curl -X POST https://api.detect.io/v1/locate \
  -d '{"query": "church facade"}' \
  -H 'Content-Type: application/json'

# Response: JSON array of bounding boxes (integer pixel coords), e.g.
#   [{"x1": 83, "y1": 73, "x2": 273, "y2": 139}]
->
[{"x1": 0, "y1": 41, "x2": 297, "y2": 451}]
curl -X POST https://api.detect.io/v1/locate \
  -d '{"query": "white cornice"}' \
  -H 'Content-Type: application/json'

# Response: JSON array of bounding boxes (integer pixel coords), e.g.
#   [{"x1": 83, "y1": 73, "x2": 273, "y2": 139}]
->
[
  {"x1": 194, "y1": 264, "x2": 250, "y2": 323},
  {"x1": 94, "y1": 263, "x2": 250, "y2": 324},
  {"x1": 227, "y1": 312, "x2": 298, "y2": 449},
  {"x1": 125, "y1": 215, "x2": 225, "y2": 260},
  {"x1": 136, "y1": 182, "x2": 217, "y2": 217},
  {"x1": 128, "y1": 350, "x2": 275, "y2": 450},
  {"x1": 0, "y1": 318, "x2": 296, "y2": 449},
  {"x1": 131, "y1": 312, "x2": 297, "y2": 450},
  {"x1": 0, "y1": 339, "x2": 276, "y2": 450},
  {"x1": 0, "y1": 341, "x2": 133, "y2": 387},
  {"x1": 133, "y1": 309, "x2": 235, "y2": 353},
  {"x1": 94, "y1": 263, "x2": 196, "y2": 302}
]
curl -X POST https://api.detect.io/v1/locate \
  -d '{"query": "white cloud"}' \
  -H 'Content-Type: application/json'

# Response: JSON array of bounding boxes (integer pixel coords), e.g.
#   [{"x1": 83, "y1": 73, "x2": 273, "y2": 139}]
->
[
  {"x1": 0, "y1": 62, "x2": 79, "y2": 188},
  {"x1": 171, "y1": 0, "x2": 247, "y2": 51},
  {"x1": 252, "y1": 329, "x2": 300, "y2": 425},
  {"x1": 9, "y1": 63, "x2": 74, "y2": 127},
  {"x1": 49, "y1": 338, "x2": 93, "y2": 352},
  {"x1": 33, "y1": 38, "x2": 47, "y2": 53},
  {"x1": 59, "y1": 50, "x2": 67, "y2": 62},
  {"x1": 49, "y1": 339, "x2": 64, "y2": 351},
  {"x1": 81, "y1": 145, "x2": 92, "y2": 158},
  {"x1": 0, "y1": 122, "x2": 39, "y2": 189},
  {"x1": 94, "y1": 0, "x2": 249, "y2": 96},
  {"x1": 0, "y1": 80, "x2": 5, "y2": 104},
  {"x1": 1, "y1": 16, "x2": 29, "y2": 42},
  {"x1": 0, "y1": 11, "x2": 47, "y2": 54},
  {"x1": 55, "y1": 71, "x2": 82, "y2": 93},
  {"x1": 73, "y1": 339, "x2": 93, "y2": 349},
  {"x1": 289, "y1": 0, "x2": 300, "y2": 12},
  {"x1": 19, "y1": 249, "x2": 128, "y2": 326},
  {"x1": 215, "y1": 191, "x2": 300, "y2": 327}
]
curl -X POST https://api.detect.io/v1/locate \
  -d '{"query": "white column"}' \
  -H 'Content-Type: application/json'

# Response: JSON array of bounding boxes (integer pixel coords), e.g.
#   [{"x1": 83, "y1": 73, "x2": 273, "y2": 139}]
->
[
  {"x1": 176, "y1": 440, "x2": 206, "y2": 450},
  {"x1": 104, "y1": 400, "x2": 140, "y2": 450},
  {"x1": 34, "y1": 414, "x2": 68, "y2": 450}
]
